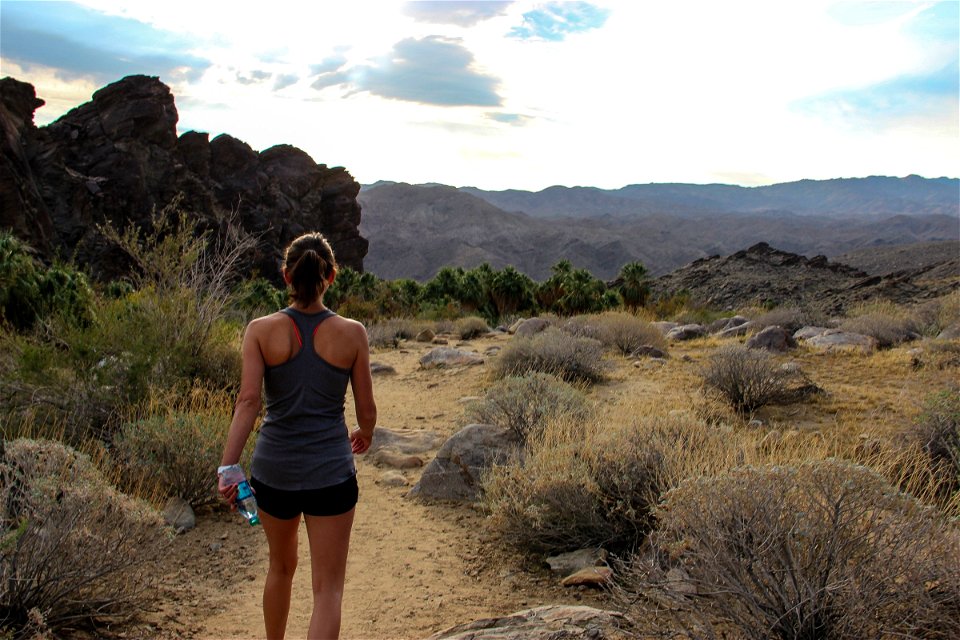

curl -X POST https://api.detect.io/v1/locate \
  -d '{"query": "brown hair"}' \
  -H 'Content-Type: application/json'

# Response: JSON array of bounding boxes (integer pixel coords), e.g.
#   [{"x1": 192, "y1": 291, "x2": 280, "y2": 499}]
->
[{"x1": 283, "y1": 232, "x2": 337, "y2": 306}]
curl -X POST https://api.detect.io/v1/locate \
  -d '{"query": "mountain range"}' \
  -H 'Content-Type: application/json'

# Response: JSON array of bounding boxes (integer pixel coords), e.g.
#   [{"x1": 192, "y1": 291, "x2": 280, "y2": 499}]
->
[{"x1": 359, "y1": 177, "x2": 958, "y2": 281}]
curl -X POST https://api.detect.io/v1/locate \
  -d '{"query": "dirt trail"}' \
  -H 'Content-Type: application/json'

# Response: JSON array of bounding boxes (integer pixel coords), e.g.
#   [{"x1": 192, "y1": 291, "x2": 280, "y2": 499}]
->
[{"x1": 162, "y1": 335, "x2": 604, "y2": 640}]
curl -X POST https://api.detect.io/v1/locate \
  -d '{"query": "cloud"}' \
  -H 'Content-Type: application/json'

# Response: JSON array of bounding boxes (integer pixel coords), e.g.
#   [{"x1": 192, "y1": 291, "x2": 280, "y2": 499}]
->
[
  {"x1": 402, "y1": 1, "x2": 513, "y2": 26},
  {"x1": 313, "y1": 37, "x2": 501, "y2": 107},
  {"x1": 273, "y1": 73, "x2": 300, "y2": 91},
  {"x1": 0, "y1": 1, "x2": 210, "y2": 83},
  {"x1": 509, "y1": 2, "x2": 610, "y2": 41},
  {"x1": 486, "y1": 112, "x2": 532, "y2": 125},
  {"x1": 311, "y1": 71, "x2": 350, "y2": 91},
  {"x1": 793, "y1": 60, "x2": 959, "y2": 129},
  {"x1": 310, "y1": 54, "x2": 349, "y2": 76},
  {"x1": 236, "y1": 70, "x2": 272, "y2": 85}
]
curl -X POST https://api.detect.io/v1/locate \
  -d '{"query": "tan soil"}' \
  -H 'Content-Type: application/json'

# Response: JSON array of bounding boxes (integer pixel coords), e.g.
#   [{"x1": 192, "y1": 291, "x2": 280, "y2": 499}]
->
[{"x1": 146, "y1": 333, "x2": 608, "y2": 640}]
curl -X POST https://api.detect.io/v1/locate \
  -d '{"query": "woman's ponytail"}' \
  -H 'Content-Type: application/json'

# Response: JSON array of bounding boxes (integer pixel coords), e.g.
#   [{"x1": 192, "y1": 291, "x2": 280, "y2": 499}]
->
[{"x1": 283, "y1": 233, "x2": 338, "y2": 306}]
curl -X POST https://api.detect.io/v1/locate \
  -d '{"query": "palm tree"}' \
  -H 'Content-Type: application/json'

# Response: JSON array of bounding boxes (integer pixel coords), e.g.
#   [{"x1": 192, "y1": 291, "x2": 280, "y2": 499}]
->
[
  {"x1": 490, "y1": 266, "x2": 535, "y2": 318},
  {"x1": 618, "y1": 261, "x2": 650, "y2": 311},
  {"x1": 558, "y1": 268, "x2": 605, "y2": 315}
]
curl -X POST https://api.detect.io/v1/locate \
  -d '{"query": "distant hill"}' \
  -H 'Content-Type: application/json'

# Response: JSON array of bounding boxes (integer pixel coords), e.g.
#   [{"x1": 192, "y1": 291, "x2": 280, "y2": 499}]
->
[
  {"x1": 650, "y1": 242, "x2": 958, "y2": 316},
  {"x1": 359, "y1": 181, "x2": 958, "y2": 281},
  {"x1": 461, "y1": 175, "x2": 959, "y2": 219}
]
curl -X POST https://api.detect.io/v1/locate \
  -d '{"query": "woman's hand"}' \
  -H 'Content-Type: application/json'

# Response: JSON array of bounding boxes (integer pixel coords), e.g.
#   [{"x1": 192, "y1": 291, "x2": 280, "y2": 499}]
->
[
  {"x1": 350, "y1": 427, "x2": 373, "y2": 455},
  {"x1": 218, "y1": 475, "x2": 239, "y2": 510}
]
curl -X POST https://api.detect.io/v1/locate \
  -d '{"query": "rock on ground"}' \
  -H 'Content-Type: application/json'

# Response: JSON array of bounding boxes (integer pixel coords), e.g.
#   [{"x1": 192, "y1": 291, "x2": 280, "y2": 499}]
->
[
  {"x1": 666, "y1": 324, "x2": 707, "y2": 341},
  {"x1": 746, "y1": 325, "x2": 797, "y2": 352},
  {"x1": 163, "y1": 497, "x2": 196, "y2": 533},
  {"x1": 419, "y1": 347, "x2": 484, "y2": 369},
  {"x1": 369, "y1": 427, "x2": 444, "y2": 455},
  {"x1": 409, "y1": 424, "x2": 516, "y2": 502},
  {"x1": 802, "y1": 329, "x2": 877, "y2": 352},
  {"x1": 425, "y1": 605, "x2": 632, "y2": 640},
  {"x1": 546, "y1": 548, "x2": 609, "y2": 575}
]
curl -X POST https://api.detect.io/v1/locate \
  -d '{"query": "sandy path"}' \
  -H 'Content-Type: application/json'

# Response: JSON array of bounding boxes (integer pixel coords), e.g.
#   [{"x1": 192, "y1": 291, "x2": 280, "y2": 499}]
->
[{"x1": 190, "y1": 335, "x2": 605, "y2": 639}]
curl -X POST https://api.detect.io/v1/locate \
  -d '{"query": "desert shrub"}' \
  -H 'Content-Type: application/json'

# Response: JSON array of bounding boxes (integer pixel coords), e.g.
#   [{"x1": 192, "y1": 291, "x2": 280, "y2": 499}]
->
[
  {"x1": 912, "y1": 292, "x2": 960, "y2": 337},
  {"x1": 0, "y1": 438, "x2": 168, "y2": 639},
  {"x1": 839, "y1": 300, "x2": 919, "y2": 348},
  {"x1": 749, "y1": 306, "x2": 806, "y2": 333},
  {"x1": 493, "y1": 327, "x2": 607, "y2": 383},
  {"x1": 0, "y1": 232, "x2": 42, "y2": 331},
  {"x1": 0, "y1": 207, "x2": 252, "y2": 442},
  {"x1": 900, "y1": 386, "x2": 960, "y2": 502},
  {"x1": 36, "y1": 263, "x2": 96, "y2": 328},
  {"x1": 701, "y1": 345, "x2": 798, "y2": 414},
  {"x1": 560, "y1": 314, "x2": 603, "y2": 340},
  {"x1": 594, "y1": 311, "x2": 667, "y2": 355},
  {"x1": 484, "y1": 416, "x2": 740, "y2": 554},
  {"x1": 465, "y1": 373, "x2": 592, "y2": 443},
  {"x1": 616, "y1": 459, "x2": 960, "y2": 640},
  {"x1": 454, "y1": 316, "x2": 490, "y2": 340},
  {"x1": 112, "y1": 392, "x2": 245, "y2": 506},
  {"x1": 366, "y1": 318, "x2": 434, "y2": 348},
  {"x1": 234, "y1": 277, "x2": 286, "y2": 319}
]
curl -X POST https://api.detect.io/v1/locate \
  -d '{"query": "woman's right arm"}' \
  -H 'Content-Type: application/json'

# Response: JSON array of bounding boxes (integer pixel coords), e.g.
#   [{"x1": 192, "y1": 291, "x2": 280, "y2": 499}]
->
[
  {"x1": 219, "y1": 321, "x2": 265, "y2": 497},
  {"x1": 348, "y1": 322, "x2": 377, "y2": 454}
]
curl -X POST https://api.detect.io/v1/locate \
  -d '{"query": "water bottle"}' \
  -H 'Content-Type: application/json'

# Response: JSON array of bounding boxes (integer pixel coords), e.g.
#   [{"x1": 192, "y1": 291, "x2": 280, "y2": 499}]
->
[{"x1": 218, "y1": 464, "x2": 260, "y2": 526}]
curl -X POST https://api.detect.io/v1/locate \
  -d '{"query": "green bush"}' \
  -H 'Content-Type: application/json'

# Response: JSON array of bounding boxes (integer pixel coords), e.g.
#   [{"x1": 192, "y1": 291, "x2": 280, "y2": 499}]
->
[
  {"x1": 113, "y1": 410, "x2": 242, "y2": 507},
  {"x1": 617, "y1": 460, "x2": 960, "y2": 640},
  {"x1": 493, "y1": 327, "x2": 607, "y2": 383},
  {"x1": 466, "y1": 373, "x2": 592, "y2": 443},
  {"x1": 0, "y1": 439, "x2": 168, "y2": 639},
  {"x1": 234, "y1": 277, "x2": 286, "y2": 319},
  {"x1": 0, "y1": 233, "x2": 42, "y2": 330}
]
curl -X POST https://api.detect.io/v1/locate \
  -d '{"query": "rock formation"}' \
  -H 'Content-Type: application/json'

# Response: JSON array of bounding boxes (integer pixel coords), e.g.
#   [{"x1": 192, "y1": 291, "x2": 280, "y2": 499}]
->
[{"x1": 0, "y1": 75, "x2": 367, "y2": 282}]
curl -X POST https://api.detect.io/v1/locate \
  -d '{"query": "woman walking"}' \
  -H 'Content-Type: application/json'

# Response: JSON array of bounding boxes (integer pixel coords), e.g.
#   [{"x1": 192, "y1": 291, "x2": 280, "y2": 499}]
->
[{"x1": 219, "y1": 232, "x2": 377, "y2": 640}]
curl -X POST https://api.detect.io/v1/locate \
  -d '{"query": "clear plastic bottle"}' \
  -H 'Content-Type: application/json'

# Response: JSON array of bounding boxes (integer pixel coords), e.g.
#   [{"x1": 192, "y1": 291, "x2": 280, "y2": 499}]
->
[{"x1": 218, "y1": 464, "x2": 260, "y2": 526}]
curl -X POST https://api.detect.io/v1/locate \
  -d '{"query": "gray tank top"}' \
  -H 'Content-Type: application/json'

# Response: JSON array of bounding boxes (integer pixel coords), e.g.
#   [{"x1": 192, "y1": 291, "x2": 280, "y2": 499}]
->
[{"x1": 250, "y1": 307, "x2": 356, "y2": 490}]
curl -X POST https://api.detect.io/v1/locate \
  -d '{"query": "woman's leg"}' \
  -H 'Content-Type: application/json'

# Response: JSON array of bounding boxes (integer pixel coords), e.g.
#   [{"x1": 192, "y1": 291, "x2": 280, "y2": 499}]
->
[
  {"x1": 303, "y1": 508, "x2": 355, "y2": 640},
  {"x1": 260, "y1": 510, "x2": 301, "y2": 640}
]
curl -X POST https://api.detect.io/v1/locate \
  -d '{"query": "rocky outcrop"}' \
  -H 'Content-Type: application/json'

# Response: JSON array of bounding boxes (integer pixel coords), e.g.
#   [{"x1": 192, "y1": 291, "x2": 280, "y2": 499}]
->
[
  {"x1": 0, "y1": 75, "x2": 367, "y2": 282},
  {"x1": 651, "y1": 242, "x2": 957, "y2": 316}
]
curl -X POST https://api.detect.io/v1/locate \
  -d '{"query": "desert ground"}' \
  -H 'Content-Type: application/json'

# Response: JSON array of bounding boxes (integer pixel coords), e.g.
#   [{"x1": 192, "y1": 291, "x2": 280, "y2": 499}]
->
[{"x1": 143, "y1": 324, "x2": 952, "y2": 640}]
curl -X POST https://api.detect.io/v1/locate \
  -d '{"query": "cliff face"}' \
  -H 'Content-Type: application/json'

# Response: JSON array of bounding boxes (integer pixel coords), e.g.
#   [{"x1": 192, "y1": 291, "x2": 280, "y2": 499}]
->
[{"x1": 0, "y1": 75, "x2": 367, "y2": 282}]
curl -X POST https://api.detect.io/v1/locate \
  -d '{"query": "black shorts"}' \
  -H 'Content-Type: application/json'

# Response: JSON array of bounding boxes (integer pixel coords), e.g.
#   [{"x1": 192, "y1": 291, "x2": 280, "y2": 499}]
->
[{"x1": 249, "y1": 475, "x2": 358, "y2": 520}]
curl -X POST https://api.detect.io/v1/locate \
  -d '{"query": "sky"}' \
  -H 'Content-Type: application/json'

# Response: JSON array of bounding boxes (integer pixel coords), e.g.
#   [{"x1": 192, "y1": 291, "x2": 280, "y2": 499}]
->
[{"x1": 1, "y1": 0, "x2": 957, "y2": 191}]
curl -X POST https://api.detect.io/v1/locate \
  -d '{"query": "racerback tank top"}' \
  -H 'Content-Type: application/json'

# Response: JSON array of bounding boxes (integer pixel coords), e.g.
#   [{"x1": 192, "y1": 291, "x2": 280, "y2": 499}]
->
[{"x1": 250, "y1": 307, "x2": 356, "y2": 490}]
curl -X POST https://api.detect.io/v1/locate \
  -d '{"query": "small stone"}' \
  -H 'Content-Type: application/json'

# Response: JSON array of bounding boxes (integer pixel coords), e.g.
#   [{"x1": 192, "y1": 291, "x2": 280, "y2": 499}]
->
[
  {"x1": 561, "y1": 566, "x2": 613, "y2": 587},
  {"x1": 546, "y1": 548, "x2": 608, "y2": 575},
  {"x1": 380, "y1": 471, "x2": 409, "y2": 487},
  {"x1": 209, "y1": 542, "x2": 223, "y2": 552},
  {"x1": 370, "y1": 362, "x2": 396, "y2": 375},
  {"x1": 748, "y1": 419, "x2": 764, "y2": 428},
  {"x1": 373, "y1": 450, "x2": 425, "y2": 469},
  {"x1": 415, "y1": 329, "x2": 436, "y2": 342},
  {"x1": 432, "y1": 337, "x2": 449, "y2": 345},
  {"x1": 162, "y1": 497, "x2": 195, "y2": 533},
  {"x1": 458, "y1": 396, "x2": 481, "y2": 404}
]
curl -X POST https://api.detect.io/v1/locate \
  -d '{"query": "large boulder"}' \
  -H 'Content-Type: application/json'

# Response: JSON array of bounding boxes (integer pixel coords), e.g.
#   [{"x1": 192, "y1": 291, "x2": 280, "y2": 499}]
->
[
  {"x1": 409, "y1": 424, "x2": 515, "y2": 501},
  {"x1": 0, "y1": 75, "x2": 367, "y2": 281},
  {"x1": 746, "y1": 325, "x2": 797, "y2": 352},
  {"x1": 666, "y1": 323, "x2": 707, "y2": 341},
  {"x1": 419, "y1": 347, "x2": 484, "y2": 369},
  {"x1": 803, "y1": 329, "x2": 877, "y2": 353},
  {"x1": 425, "y1": 605, "x2": 632, "y2": 640}
]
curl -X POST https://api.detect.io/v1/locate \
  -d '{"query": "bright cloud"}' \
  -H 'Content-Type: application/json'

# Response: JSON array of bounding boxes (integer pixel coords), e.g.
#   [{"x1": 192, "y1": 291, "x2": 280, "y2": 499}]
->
[
  {"x1": 509, "y1": 2, "x2": 611, "y2": 41},
  {"x1": 403, "y1": 1, "x2": 513, "y2": 26},
  {"x1": 1, "y1": 0, "x2": 956, "y2": 190}
]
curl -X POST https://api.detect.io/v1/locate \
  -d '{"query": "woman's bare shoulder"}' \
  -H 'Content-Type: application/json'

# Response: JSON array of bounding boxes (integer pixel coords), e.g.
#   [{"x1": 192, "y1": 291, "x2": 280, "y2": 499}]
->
[
  {"x1": 330, "y1": 315, "x2": 368, "y2": 336},
  {"x1": 246, "y1": 311, "x2": 290, "y2": 333}
]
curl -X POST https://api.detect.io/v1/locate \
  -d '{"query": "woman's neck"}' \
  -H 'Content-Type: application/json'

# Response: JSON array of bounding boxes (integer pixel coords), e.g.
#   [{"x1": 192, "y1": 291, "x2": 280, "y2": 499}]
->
[{"x1": 291, "y1": 299, "x2": 327, "y2": 313}]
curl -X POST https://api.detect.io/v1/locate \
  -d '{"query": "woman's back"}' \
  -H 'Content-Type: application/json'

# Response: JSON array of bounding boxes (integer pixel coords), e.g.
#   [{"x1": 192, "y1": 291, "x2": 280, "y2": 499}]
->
[{"x1": 250, "y1": 307, "x2": 360, "y2": 491}]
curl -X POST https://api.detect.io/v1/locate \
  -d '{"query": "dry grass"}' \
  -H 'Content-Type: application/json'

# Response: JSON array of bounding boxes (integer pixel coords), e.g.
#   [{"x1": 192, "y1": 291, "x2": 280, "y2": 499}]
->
[
  {"x1": 616, "y1": 459, "x2": 960, "y2": 640},
  {"x1": 0, "y1": 439, "x2": 169, "y2": 639},
  {"x1": 492, "y1": 327, "x2": 608, "y2": 383}
]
